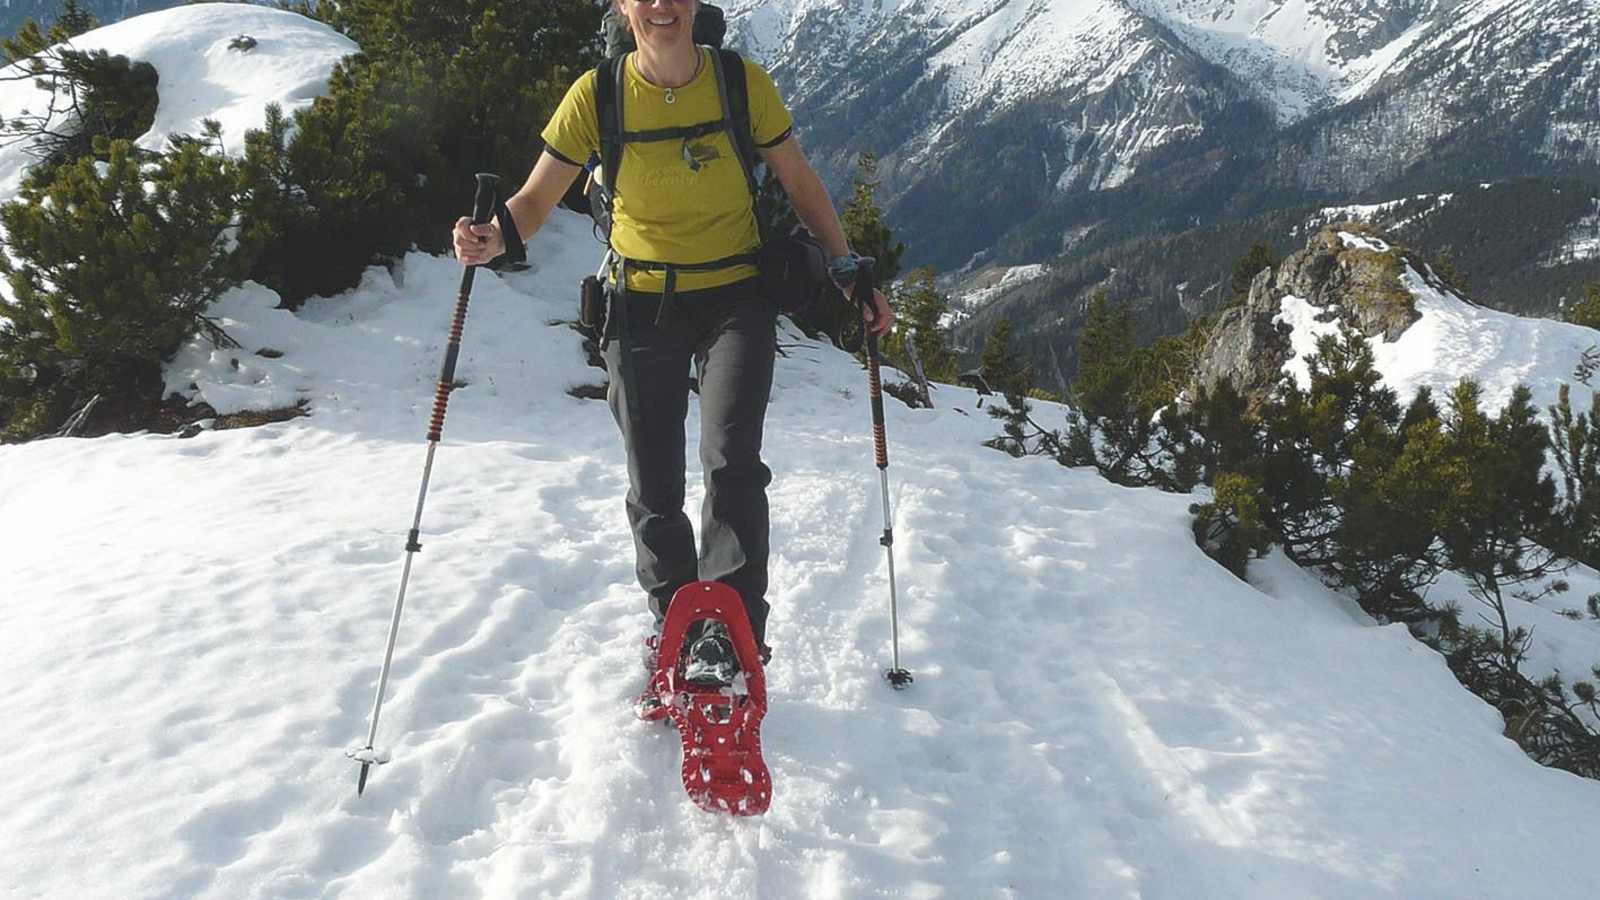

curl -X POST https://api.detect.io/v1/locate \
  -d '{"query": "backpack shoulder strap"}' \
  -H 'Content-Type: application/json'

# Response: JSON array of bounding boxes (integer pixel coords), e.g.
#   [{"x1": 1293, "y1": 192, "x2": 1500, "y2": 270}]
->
[
  {"x1": 596, "y1": 49, "x2": 765, "y2": 254},
  {"x1": 594, "y1": 54, "x2": 628, "y2": 245},
  {"x1": 596, "y1": 55, "x2": 627, "y2": 199},
  {"x1": 711, "y1": 49, "x2": 759, "y2": 198},
  {"x1": 710, "y1": 48, "x2": 766, "y2": 242}
]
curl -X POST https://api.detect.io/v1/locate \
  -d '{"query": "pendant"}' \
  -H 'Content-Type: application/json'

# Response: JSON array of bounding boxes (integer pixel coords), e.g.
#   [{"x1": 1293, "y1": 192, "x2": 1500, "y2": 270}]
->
[{"x1": 665, "y1": 88, "x2": 676, "y2": 105}]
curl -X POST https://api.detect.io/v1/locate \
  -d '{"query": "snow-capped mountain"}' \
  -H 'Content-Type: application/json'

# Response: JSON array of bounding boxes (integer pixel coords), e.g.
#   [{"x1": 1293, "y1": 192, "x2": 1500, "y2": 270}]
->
[
  {"x1": 1126, "y1": 0, "x2": 1455, "y2": 121},
  {"x1": 726, "y1": 0, "x2": 1600, "y2": 271},
  {"x1": 727, "y1": 0, "x2": 1272, "y2": 265}
]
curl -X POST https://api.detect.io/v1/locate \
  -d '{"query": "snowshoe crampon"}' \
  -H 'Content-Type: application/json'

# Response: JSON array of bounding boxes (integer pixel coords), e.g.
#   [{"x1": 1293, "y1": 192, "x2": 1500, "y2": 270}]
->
[{"x1": 638, "y1": 581, "x2": 771, "y2": 815}]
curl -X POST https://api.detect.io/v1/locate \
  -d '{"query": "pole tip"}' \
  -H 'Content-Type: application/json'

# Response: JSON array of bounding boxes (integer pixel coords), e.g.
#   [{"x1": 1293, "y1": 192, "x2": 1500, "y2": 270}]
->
[
  {"x1": 357, "y1": 762, "x2": 371, "y2": 796},
  {"x1": 885, "y1": 669, "x2": 914, "y2": 690}
]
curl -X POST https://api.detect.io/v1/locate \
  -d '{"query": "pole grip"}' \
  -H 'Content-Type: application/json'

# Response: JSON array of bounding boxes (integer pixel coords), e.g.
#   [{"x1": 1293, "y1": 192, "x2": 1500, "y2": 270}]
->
[
  {"x1": 471, "y1": 172, "x2": 500, "y2": 226},
  {"x1": 427, "y1": 174, "x2": 500, "y2": 443}
]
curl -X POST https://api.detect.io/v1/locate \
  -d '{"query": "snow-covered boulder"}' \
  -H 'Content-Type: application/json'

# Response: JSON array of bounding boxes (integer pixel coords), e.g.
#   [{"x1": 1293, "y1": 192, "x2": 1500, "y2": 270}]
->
[
  {"x1": 0, "y1": 3, "x2": 356, "y2": 203},
  {"x1": 1196, "y1": 222, "x2": 1599, "y2": 415}
]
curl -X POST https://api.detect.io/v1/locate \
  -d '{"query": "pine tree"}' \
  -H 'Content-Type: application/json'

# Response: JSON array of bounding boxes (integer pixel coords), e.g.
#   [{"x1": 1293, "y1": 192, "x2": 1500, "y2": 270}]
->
[
  {"x1": 1564, "y1": 282, "x2": 1600, "y2": 331},
  {"x1": 238, "y1": 0, "x2": 603, "y2": 304},
  {"x1": 1, "y1": 1, "x2": 97, "y2": 63},
  {"x1": 839, "y1": 153, "x2": 905, "y2": 286},
  {"x1": 1189, "y1": 377, "x2": 1260, "y2": 484},
  {"x1": 1230, "y1": 242, "x2": 1277, "y2": 301},
  {"x1": 1435, "y1": 381, "x2": 1561, "y2": 652},
  {"x1": 2, "y1": 27, "x2": 157, "y2": 177},
  {"x1": 980, "y1": 318, "x2": 1031, "y2": 399},
  {"x1": 1063, "y1": 295, "x2": 1201, "y2": 491},
  {"x1": 1257, "y1": 329, "x2": 1402, "y2": 568},
  {"x1": 1548, "y1": 383, "x2": 1600, "y2": 567},
  {"x1": 884, "y1": 268, "x2": 955, "y2": 385},
  {"x1": 1072, "y1": 295, "x2": 1138, "y2": 422},
  {"x1": 54, "y1": 0, "x2": 96, "y2": 38},
  {"x1": 0, "y1": 137, "x2": 249, "y2": 439},
  {"x1": 1190, "y1": 472, "x2": 1272, "y2": 578}
]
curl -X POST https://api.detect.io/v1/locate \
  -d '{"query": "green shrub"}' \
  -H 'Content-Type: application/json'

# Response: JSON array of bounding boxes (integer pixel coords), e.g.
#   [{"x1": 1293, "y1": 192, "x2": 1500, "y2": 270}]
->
[
  {"x1": 243, "y1": 1, "x2": 601, "y2": 305},
  {"x1": 1564, "y1": 282, "x2": 1600, "y2": 331},
  {"x1": 3, "y1": 3, "x2": 158, "y2": 191},
  {"x1": 884, "y1": 268, "x2": 956, "y2": 384},
  {"x1": 0, "y1": 136, "x2": 248, "y2": 440},
  {"x1": 1229, "y1": 241, "x2": 1277, "y2": 300},
  {"x1": 1191, "y1": 471, "x2": 1271, "y2": 578},
  {"x1": 1058, "y1": 295, "x2": 1202, "y2": 491}
]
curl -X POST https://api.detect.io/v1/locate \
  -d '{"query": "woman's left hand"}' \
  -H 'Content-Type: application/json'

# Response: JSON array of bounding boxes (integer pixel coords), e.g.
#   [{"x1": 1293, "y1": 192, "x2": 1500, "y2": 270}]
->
[{"x1": 863, "y1": 288, "x2": 894, "y2": 337}]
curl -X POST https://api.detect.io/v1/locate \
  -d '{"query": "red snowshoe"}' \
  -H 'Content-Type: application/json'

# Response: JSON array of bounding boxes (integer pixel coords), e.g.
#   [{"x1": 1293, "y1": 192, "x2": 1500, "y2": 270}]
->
[{"x1": 638, "y1": 581, "x2": 771, "y2": 815}]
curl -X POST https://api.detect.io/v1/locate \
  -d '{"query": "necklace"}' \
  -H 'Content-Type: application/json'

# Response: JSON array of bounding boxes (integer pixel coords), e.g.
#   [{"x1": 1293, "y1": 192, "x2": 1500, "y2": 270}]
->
[{"x1": 661, "y1": 50, "x2": 703, "y2": 105}]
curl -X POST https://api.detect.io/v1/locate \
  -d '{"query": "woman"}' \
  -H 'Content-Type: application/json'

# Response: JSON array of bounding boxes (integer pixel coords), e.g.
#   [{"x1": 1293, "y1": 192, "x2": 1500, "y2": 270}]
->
[{"x1": 452, "y1": 0, "x2": 892, "y2": 682}]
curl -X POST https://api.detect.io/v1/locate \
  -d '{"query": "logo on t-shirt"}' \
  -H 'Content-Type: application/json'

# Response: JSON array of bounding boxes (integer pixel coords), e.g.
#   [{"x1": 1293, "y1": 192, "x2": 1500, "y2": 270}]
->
[{"x1": 682, "y1": 139, "x2": 722, "y2": 172}]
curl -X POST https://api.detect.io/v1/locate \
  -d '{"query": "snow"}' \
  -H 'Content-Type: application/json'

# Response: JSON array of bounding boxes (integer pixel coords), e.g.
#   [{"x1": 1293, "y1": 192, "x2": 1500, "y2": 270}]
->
[
  {"x1": 1335, "y1": 231, "x2": 1390, "y2": 253},
  {"x1": 944, "y1": 264, "x2": 1048, "y2": 328},
  {"x1": 1276, "y1": 258, "x2": 1599, "y2": 417},
  {"x1": 0, "y1": 211, "x2": 1597, "y2": 898},
  {"x1": 3, "y1": 5, "x2": 1600, "y2": 898},
  {"x1": 919, "y1": 0, "x2": 1143, "y2": 119},
  {"x1": 954, "y1": 263, "x2": 1046, "y2": 309},
  {"x1": 1305, "y1": 192, "x2": 1455, "y2": 236},
  {"x1": 0, "y1": 4, "x2": 355, "y2": 204}
]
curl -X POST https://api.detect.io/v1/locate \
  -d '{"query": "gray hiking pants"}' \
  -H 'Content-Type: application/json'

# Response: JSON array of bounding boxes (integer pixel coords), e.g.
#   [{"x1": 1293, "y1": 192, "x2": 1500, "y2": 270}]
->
[{"x1": 602, "y1": 283, "x2": 775, "y2": 642}]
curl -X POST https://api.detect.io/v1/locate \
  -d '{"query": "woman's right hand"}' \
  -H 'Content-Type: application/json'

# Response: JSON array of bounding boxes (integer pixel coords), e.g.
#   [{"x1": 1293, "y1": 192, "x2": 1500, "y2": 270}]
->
[{"x1": 452, "y1": 216, "x2": 505, "y2": 266}]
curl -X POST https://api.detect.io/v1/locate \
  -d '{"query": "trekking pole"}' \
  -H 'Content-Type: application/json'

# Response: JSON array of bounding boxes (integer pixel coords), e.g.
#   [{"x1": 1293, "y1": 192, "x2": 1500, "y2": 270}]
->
[
  {"x1": 347, "y1": 173, "x2": 501, "y2": 796},
  {"x1": 852, "y1": 266, "x2": 913, "y2": 690}
]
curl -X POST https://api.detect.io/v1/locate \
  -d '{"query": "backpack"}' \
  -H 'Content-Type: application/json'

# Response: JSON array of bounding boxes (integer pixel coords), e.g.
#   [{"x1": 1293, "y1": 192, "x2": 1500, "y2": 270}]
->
[
  {"x1": 590, "y1": 48, "x2": 761, "y2": 254},
  {"x1": 570, "y1": 7, "x2": 855, "y2": 348},
  {"x1": 558, "y1": 3, "x2": 729, "y2": 218}
]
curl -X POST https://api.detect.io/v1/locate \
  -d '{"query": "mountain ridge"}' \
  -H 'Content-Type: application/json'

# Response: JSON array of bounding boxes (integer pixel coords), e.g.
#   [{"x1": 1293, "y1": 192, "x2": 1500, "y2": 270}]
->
[{"x1": 726, "y1": 0, "x2": 1600, "y2": 273}]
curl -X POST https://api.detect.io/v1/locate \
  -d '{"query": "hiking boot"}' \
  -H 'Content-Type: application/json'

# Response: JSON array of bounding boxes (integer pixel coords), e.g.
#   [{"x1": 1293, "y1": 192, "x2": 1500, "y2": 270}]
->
[{"x1": 684, "y1": 621, "x2": 739, "y2": 687}]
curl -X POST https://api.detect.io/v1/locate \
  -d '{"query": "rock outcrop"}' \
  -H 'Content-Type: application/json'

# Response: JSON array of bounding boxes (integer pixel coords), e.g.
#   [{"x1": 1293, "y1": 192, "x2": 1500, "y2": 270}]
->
[{"x1": 1194, "y1": 223, "x2": 1437, "y2": 403}]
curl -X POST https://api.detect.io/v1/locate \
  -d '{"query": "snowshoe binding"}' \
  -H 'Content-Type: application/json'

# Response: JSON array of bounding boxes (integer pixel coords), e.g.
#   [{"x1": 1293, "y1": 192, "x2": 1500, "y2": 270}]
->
[{"x1": 637, "y1": 581, "x2": 771, "y2": 815}]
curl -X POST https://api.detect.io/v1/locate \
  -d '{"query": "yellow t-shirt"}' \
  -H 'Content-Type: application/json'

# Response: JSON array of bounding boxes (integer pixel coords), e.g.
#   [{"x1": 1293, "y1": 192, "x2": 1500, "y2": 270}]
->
[{"x1": 541, "y1": 49, "x2": 794, "y2": 293}]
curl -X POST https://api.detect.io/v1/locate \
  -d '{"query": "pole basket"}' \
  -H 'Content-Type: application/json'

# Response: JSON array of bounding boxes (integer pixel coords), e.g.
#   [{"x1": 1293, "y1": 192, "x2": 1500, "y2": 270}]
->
[{"x1": 345, "y1": 746, "x2": 392, "y2": 766}]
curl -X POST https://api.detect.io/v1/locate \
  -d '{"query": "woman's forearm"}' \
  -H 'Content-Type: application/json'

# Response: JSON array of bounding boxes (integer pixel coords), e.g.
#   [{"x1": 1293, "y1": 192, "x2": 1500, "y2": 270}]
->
[{"x1": 507, "y1": 151, "x2": 583, "y2": 248}]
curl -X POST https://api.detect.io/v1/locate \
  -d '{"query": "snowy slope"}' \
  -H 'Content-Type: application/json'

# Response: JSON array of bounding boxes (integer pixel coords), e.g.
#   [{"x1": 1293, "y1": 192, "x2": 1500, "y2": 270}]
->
[
  {"x1": 0, "y1": 4, "x2": 355, "y2": 204},
  {"x1": 4, "y1": 5, "x2": 1600, "y2": 897},
  {"x1": 728, "y1": 0, "x2": 1600, "y2": 273},
  {"x1": 3, "y1": 208, "x2": 1600, "y2": 897},
  {"x1": 727, "y1": 0, "x2": 1222, "y2": 190},
  {"x1": 1124, "y1": 0, "x2": 1454, "y2": 121},
  {"x1": 1274, "y1": 241, "x2": 1600, "y2": 417}
]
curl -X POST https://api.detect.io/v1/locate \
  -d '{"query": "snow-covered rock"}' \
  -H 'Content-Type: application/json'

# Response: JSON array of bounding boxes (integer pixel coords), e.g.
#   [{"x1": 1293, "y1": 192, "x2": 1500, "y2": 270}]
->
[
  {"x1": 1198, "y1": 223, "x2": 1600, "y2": 420},
  {"x1": 0, "y1": 4, "x2": 355, "y2": 204}
]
